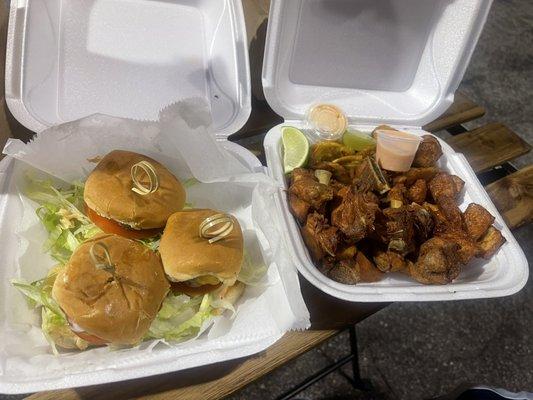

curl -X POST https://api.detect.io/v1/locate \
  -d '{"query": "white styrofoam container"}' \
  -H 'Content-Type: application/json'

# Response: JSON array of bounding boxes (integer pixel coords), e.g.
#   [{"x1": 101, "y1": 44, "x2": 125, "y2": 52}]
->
[
  {"x1": 0, "y1": 0, "x2": 295, "y2": 394},
  {"x1": 6, "y1": 0, "x2": 251, "y2": 140},
  {"x1": 262, "y1": 0, "x2": 528, "y2": 301}
]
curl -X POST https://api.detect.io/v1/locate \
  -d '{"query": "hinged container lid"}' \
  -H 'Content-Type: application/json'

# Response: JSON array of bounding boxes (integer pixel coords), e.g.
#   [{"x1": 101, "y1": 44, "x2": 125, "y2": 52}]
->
[
  {"x1": 6, "y1": 0, "x2": 251, "y2": 139},
  {"x1": 262, "y1": 0, "x2": 492, "y2": 127}
]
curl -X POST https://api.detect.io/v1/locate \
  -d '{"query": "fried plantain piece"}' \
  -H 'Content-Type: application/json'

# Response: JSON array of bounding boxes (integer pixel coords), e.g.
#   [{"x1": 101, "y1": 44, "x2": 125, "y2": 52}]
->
[
  {"x1": 301, "y1": 212, "x2": 340, "y2": 262},
  {"x1": 309, "y1": 142, "x2": 354, "y2": 167},
  {"x1": 429, "y1": 172, "x2": 463, "y2": 200},
  {"x1": 477, "y1": 226, "x2": 506, "y2": 259},
  {"x1": 463, "y1": 203, "x2": 495, "y2": 240},
  {"x1": 407, "y1": 179, "x2": 428, "y2": 204},
  {"x1": 393, "y1": 167, "x2": 439, "y2": 186},
  {"x1": 413, "y1": 135, "x2": 443, "y2": 167},
  {"x1": 408, "y1": 237, "x2": 461, "y2": 284}
]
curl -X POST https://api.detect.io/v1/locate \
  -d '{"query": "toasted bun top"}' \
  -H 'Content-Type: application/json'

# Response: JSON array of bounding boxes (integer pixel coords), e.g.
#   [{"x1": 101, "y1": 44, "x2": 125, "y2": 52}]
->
[
  {"x1": 84, "y1": 150, "x2": 186, "y2": 229},
  {"x1": 52, "y1": 234, "x2": 169, "y2": 345},
  {"x1": 159, "y1": 209, "x2": 244, "y2": 284}
]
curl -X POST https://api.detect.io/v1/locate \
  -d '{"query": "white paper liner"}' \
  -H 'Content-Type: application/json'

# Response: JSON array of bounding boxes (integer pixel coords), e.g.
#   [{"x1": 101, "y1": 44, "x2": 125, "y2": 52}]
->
[{"x1": 0, "y1": 98, "x2": 310, "y2": 393}]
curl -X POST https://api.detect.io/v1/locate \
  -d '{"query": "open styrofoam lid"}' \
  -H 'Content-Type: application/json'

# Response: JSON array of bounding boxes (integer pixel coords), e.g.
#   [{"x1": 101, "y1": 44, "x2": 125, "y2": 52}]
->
[
  {"x1": 5, "y1": 0, "x2": 251, "y2": 139},
  {"x1": 262, "y1": 0, "x2": 492, "y2": 127}
]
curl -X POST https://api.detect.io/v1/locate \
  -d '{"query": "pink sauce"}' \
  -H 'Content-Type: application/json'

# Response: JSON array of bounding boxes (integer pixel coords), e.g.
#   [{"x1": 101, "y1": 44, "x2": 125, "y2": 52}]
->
[{"x1": 375, "y1": 130, "x2": 421, "y2": 172}]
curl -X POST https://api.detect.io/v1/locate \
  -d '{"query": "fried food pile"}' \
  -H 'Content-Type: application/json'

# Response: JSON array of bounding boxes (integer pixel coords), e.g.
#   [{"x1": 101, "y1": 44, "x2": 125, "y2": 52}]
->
[{"x1": 288, "y1": 131, "x2": 505, "y2": 285}]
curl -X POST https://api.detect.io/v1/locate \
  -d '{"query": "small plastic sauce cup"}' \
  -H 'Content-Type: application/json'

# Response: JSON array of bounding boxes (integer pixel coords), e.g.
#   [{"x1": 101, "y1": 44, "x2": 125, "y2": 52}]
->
[
  {"x1": 375, "y1": 129, "x2": 422, "y2": 172},
  {"x1": 306, "y1": 104, "x2": 347, "y2": 141}
]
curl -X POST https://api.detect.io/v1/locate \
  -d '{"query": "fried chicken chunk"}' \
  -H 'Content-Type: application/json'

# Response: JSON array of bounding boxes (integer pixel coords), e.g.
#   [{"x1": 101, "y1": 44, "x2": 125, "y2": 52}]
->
[
  {"x1": 393, "y1": 167, "x2": 439, "y2": 186},
  {"x1": 408, "y1": 237, "x2": 461, "y2": 284},
  {"x1": 477, "y1": 226, "x2": 506, "y2": 259},
  {"x1": 289, "y1": 168, "x2": 334, "y2": 209},
  {"x1": 331, "y1": 188, "x2": 379, "y2": 242},
  {"x1": 409, "y1": 203, "x2": 434, "y2": 243},
  {"x1": 438, "y1": 231, "x2": 480, "y2": 265},
  {"x1": 301, "y1": 212, "x2": 340, "y2": 262},
  {"x1": 407, "y1": 179, "x2": 427, "y2": 204},
  {"x1": 379, "y1": 207, "x2": 416, "y2": 256},
  {"x1": 463, "y1": 203, "x2": 495, "y2": 240},
  {"x1": 324, "y1": 251, "x2": 383, "y2": 284},
  {"x1": 289, "y1": 193, "x2": 310, "y2": 224},
  {"x1": 374, "y1": 250, "x2": 409, "y2": 273},
  {"x1": 429, "y1": 172, "x2": 464, "y2": 200},
  {"x1": 435, "y1": 195, "x2": 464, "y2": 233},
  {"x1": 413, "y1": 135, "x2": 443, "y2": 167}
]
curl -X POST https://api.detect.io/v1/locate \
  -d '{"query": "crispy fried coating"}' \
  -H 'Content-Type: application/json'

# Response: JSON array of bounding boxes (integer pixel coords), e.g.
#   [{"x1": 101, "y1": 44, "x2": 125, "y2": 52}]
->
[
  {"x1": 408, "y1": 237, "x2": 461, "y2": 284},
  {"x1": 331, "y1": 189, "x2": 379, "y2": 242},
  {"x1": 387, "y1": 183, "x2": 406, "y2": 208},
  {"x1": 413, "y1": 135, "x2": 443, "y2": 167},
  {"x1": 436, "y1": 195, "x2": 464, "y2": 233},
  {"x1": 409, "y1": 203, "x2": 434, "y2": 243},
  {"x1": 301, "y1": 212, "x2": 340, "y2": 262},
  {"x1": 407, "y1": 179, "x2": 428, "y2": 204},
  {"x1": 324, "y1": 251, "x2": 383, "y2": 284},
  {"x1": 356, "y1": 251, "x2": 385, "y2": 282},
  {"x1": 381, "y1": 207, "x2": 416, "y2": 256},
  {"x1": 374, "y1": 250, "x2": 408, "y2": 272},
  {"x1": 289, "y1": 169, "x2": 334, "y2": 209},
  {"x1": 463, "y1": 203, "x2": 495, "y2": 240},
  {"x1": 393, "y1": 167, "x2": 439, "y2": 186},
  {"x1": 452, "y1": 175, "x2": 465, "y2": 194},
  {"x1": 429, "y1": 172, "x2": 463, "y2": 200},
  {"x1": 313, "y1": 161, "x2": 353, "y2": 184},
  {"x1": 289, "y1": 193, "x2": 311, "y2": 224},
  {"x1": 438, "y1": 231, "x2": 480, "y2": 265},
  {"x1": 309, "y1": 142, "x2": 354, "y2": 167},
  {"x1": 477, "y1": 226, "x2": 506, "y2": 259}
]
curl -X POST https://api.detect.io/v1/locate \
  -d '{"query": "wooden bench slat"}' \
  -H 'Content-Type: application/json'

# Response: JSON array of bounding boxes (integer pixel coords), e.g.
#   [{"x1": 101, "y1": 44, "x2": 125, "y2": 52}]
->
[
  {"x1": 485, "y1": 165, "x2": 533, "y2": 230},
  {"x1": 447, "y1": 123, "x2": 531, "y2": 173},
  {"x1": 423, "y1": 92, "x2": 485, "y2": 132},
  {"x1": 26, "y1": 330, "x2": 338, "y2": 400}
]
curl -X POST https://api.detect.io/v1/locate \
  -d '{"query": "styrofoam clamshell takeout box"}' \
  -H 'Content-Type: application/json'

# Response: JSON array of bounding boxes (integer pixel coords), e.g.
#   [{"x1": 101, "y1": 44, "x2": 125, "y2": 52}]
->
[
  {"x1": 262, "y1": 0, "x2": 528, "y2": 302},
  {"x1": 0, "y1": 0, "x2": 294, "y2": 394}
]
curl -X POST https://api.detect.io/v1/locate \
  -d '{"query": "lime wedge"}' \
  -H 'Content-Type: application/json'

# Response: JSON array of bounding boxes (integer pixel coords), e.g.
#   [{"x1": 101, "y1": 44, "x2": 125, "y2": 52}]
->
[
  {"x1": 282, "y1": 126, "x2": 309, "y2": 174},
  {"x1": 342, "y1": 129, "x2": 376, "y2": 151}
]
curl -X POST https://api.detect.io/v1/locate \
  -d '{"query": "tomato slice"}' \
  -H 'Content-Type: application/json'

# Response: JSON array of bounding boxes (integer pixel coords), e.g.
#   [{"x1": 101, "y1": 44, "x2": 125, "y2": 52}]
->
[
  {"x1": 170, "y1": 281, "x2": 222, "y2": 297},
  {"x1": 86, "y1": 206, "x2": 162, "y2": 240},
  {"x1": 74, "y1": 330, "x2": 109, "y2": 346}
]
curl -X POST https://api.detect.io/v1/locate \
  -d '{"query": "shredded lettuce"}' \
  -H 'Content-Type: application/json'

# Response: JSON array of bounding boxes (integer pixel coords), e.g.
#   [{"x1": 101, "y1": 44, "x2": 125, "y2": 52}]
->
[
  {"x1": 237, "y1": 251, "x2": 268, "y2": 286},
  {"x1": 12, "y1": 265, "x2": 88, "y2": 352},
  {"x1": 25, "y1": 177, "x2": 101, "y2": 263},
  {"x1": 147, "y1": 293, "x2": 213, "y2": 342}
]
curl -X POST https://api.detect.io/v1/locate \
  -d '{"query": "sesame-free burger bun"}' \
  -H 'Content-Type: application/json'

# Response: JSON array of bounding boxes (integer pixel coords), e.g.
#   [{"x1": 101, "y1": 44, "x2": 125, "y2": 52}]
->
[
  {"x1": 159, "y1": 209, "x2": 244, "y2": 285},
  {"x1": 84, "y1": 150, "x2": 186, "y2": 229},
  {"x1": 52, "y1": 234, "x2": 169, "y2": 345}
]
